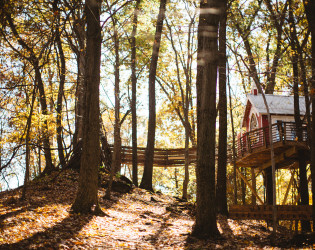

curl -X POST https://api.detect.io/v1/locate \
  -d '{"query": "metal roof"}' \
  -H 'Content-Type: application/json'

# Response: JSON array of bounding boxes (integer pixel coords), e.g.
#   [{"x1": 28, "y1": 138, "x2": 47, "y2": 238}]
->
[{"x1": 247, "y1": 94, "x2": 309, "y2": 115}]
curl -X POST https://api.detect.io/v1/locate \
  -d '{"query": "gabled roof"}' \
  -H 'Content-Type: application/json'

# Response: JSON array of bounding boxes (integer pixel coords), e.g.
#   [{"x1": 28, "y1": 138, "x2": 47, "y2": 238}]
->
[
  {"x1": 247, "y1": 94, "x2": 308, "y2": 115},
  {"x1": 242, "y1": 94, "x2": 310, "y2": 127}
]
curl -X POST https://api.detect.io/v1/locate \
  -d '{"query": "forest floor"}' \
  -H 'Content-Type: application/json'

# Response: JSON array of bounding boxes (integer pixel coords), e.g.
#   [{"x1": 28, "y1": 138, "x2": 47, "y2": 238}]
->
[{"x1": 0, "y1": 169, "x2": 314, "y2": 249}]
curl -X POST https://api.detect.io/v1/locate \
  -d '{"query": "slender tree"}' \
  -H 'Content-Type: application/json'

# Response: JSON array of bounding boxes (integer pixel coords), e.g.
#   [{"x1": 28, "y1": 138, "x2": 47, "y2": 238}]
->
[
  {"x1": 288, "y1": 0, "x2": 310, "y2": 231},
  {"x1": 131, "y1": 0, "x2": 141, "y2": 187},
  {"x1": 140, "y1": 0, "x2": 167, "y2": 191},
  {"x1": 216, "y1": 0, "x2": 228, "y2": 216},
  {"x1": 71, "y1": 0, "x2": 103, "y2": 214},
  {"x1": 68, "y1": 0, "x2": 86, "y2": 147},
  {"x1": 112, "y1": 15, "x2": 122, "y2": 173},
  {"x1": 22, "y1": 86, "x2": 37, "y2": 200},
  {"x1": 191, "y1": 0, "x2": 221, "y2": 238},
  {"x1": 53, "y1": 0, "x2": 66, "y2": 168},
  {"x1": 303, "y1": 0, "x2": 315, "y2": 228}
]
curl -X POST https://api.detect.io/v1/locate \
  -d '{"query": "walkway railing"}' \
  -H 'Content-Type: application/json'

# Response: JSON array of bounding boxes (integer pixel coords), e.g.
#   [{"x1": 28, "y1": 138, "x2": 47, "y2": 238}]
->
[
  {"x1": 109, "y1": 145, "x2": 197, "y2": 167},
  {"x1": 237, "y1": 121, "x2": 308, "y2": 158}
]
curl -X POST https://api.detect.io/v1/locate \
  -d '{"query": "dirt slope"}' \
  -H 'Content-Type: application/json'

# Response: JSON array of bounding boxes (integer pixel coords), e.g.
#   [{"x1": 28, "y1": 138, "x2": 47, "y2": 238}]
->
[{"x1": 0, "y1": 169, "x2": 314, "y2": 249}]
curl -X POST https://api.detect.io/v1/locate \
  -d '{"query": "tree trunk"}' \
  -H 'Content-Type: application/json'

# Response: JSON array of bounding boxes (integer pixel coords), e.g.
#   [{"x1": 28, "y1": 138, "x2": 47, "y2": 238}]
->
[
  {"x1": 54, "y1": 0, "x2": 66, "y2": 168},
  {"x1": 241, "y1": 168, "x2": 246, "y2": 205},
  {"x1": 216, "y1": 0, "x2": 228, "y2": 215},
  {"x1": 35, "y1": 66, "x2": 54, "y2": 174},
  {"x1": 113, "y1": 16, "x2": 122, "y2": 173},
  {"x1": 71, "y1": 0, "x2": 103, "y2": 214},
  {"x1": 303, "y1": 0, "x2": 315, "y2": 229},
  {"x1": 140, "y1": 0, "x2": 167, "y2": 191},
  {"x1": 191, "y1": 0, "x2": 220, "y2": 239},
  {"x1": 228, "y1": 78, "x2": 238, "y2": 205},
  {"x1": 73, "y1": 4, "x2": 86, "y2": 146},
  {"x1": 22, "y1": 86, "x2": 37, "y2": 200},
  {"x1": 265, "y1": 168, "x2": 273, "y2": 205},
  {"x1": 251, "y1": 168, "x2": 256, "y2": 205},
  {"x1": 131, "y1": 0, "x2": 141, "y2": 187},
  {"x1": 289, "y1": 0, "x2": 311, "y2": 231},
  {"x1": 182, "y1": 121, "x2": 189, "y2": 200},
  {"x1": 0, "y1": 123, "x2": 2, "y2": 178},
  {"x1": 253, "y1": 81, "x2": 277, "y2": 237}
]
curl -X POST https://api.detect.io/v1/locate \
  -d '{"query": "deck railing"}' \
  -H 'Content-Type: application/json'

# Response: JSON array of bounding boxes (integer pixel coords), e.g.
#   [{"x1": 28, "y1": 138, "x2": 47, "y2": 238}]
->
[{"x1": 237, "y1": 121, "x2": 308, "y2": 157}]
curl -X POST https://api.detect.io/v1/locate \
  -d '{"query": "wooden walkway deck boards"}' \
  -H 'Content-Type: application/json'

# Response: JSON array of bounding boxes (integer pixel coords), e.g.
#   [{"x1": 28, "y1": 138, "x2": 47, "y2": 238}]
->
[
  {"x1": 109, "y1": 145, "x2": 197, "y2": 167},
  {"x1": 109, "y1": 144, "x2": 233, "y2": 167},
  {"x1": 229, "y1": 205, "x2": 313, "y2": 221}
]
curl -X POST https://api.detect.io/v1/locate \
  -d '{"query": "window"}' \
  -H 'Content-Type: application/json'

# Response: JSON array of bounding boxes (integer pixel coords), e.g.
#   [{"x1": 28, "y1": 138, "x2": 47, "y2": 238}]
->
[
  {"x1": 250, "y1": 114, "x2": 259, "y2": 145},
  {"x1": 250, "y1": 114, "x2": 258, "y2": 131}
]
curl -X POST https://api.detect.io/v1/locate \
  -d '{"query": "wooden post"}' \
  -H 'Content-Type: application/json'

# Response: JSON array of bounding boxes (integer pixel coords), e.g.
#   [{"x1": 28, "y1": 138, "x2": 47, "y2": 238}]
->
[
  {"x1": 251, "y1": 168, "x2": 256, "y2": 205},
  {"x1": 277, "y1": 121, "x2": 283, "y2": 143},
  {"x1": 282, "y1": 170, "x2": 295, "y2": 205},
  {"x1": 263, "y1": 127, "x2": 268, "y2": 148},
  {"x1": 283, "y1": 122, "x2": 287, "y2": 143},
  {"x1": 247, "y1": 133, "x2": 252, "y2": 153},
  {"x1": 293, "y1": 173, "x2": 312, "y2": 205},
  {"x1": 236, "y1": 167, "x2": 264, "y2": 204}
]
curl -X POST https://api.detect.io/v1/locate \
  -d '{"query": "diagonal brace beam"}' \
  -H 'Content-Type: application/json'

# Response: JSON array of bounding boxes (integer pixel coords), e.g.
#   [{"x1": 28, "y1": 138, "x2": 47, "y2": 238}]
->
[{"x1": 236, "y1": 167, "x2": 264, "y2": 204}]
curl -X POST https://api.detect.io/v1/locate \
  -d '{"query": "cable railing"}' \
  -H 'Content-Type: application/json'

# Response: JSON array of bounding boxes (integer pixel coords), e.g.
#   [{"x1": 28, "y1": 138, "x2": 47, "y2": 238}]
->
[{"x1": 237, "y1": 121, "x2": 308, "y2": 158}]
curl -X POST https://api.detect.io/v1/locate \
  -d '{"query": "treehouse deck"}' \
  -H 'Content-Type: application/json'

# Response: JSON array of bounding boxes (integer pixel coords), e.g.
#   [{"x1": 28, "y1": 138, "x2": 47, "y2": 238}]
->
[
  {"x1": 229, "y1": 205, "x2": 313, "y2": 221},
  {"x1": 236, "y1": 122, "x2": 309, "y2": 169}
]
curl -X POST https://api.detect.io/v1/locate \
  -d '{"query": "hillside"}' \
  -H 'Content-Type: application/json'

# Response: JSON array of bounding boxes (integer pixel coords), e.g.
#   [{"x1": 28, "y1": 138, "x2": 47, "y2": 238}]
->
[{"x1": 0, "y1": 169, "x2": 314, "y2": 249}]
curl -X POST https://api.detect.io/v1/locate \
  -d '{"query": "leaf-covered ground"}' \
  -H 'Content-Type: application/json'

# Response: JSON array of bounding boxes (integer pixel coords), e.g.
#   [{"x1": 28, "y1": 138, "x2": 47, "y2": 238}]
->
[{"x1": 0, "y1": 169, "x2": 314, "y2": 249}]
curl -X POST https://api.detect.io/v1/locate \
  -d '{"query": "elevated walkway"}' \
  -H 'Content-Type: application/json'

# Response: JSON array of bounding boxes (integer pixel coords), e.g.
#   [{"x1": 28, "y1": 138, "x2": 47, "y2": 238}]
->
[
  {"x1": 113, "y1": 146, "x2": 197, "y2": 167},
  {"x1": 229, "y1": 205, "x2": 313, "y2": 221}
]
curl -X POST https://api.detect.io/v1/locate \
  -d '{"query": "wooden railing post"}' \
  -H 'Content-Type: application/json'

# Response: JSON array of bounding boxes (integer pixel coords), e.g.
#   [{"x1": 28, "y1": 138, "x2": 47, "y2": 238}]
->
[
  {"x1": 277, "y1": 121, "x2": 283, "y2": 143},
  {"x1": 247, "y1": 133, "x2": 252, "y2": 153},
  {"x1": 283, "y1": 122, "x2": 287, "y2": 143},
  {"x1": 263, "y1": 127, "x2": 268, "y2": 148}
]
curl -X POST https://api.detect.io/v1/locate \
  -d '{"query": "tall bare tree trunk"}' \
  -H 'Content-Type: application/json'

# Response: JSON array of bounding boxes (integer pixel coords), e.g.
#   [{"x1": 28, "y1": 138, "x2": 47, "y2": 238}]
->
[
  {"x1": 289, "y1": 0, "x2": 311, "y2": 231},
  {"x1": 303, "y1": 0, "x2": 315, "y2": 229},
  {"x1": 113, "y1": 16, "x2": 122, "y2": 173},
  {"x1": 73, "y1": 3, "x2": 86, "y2": 146},
  {"x1": 54, "y1": 0, "x2": 66, "y2": 167},
  {"x1": 140, "y1": 0, "x2": 167, "y2": 191},
  {"x1": 182, "y1": 115, "x2": 190, "y2": 200},
  {"x1": 71, "y1": 0, "x2": 103, "y2": 215},
  {"x1": 192, "y1": 0, "x2": 220, "y2": 239},
  {"x1": 22, "y1": 86, "x2": 37, "y2": 200},
  {"x1": 131, "y1": 0, "x2": 141, "y2": 187},
  {"x1": 241, "y1": 168, "x2": 246, "y2": 204},
  {"x1": 216, "y1": 0, "x2": 228, "y2": 215},
  {"x1": 228, "y1": 77, "x2": 238, "y2": 205},
  {"x1": 35, "y1": 66, "x2": 54, "y2": 174}
]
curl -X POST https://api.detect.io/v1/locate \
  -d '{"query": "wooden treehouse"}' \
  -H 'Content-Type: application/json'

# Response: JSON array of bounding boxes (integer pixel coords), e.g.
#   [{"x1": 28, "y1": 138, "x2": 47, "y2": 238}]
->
[{"x1": 229, "y1": 88, "x2": 313, "y2": 222}]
